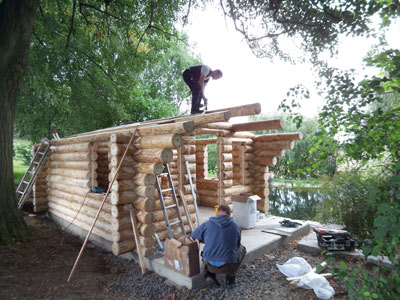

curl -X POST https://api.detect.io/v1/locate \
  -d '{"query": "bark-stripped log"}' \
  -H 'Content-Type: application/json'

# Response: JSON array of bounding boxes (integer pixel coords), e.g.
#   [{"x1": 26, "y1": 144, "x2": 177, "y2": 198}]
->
[
  {"x1": 50, "y1": 152, "x2": 97, "y2": 161},
  {"x1": 47, "y1": 189, "x2": 112, "y2": 211},
  {"x1": 253, "y1": 140, "x2": 295, "y2": 150},
  {"x1": 134, "y1": 148, "x2": 173, "y2": 163},
  {"x1": 253, "y1": 132, "x2": 303, "y2": 142},
  {"x1": 134, "y1": 133, "x2": 181, "y2": 149},
  {"x1": 48, "y1": 161, "x2": 98, "y2": 170},
  {"x1": 53, "y1": 121, "x2": 195, "y2": 145},
  {"x1": 50, "y1": 142, "x2": 95, "y2": 153},
  {"x1": 232, "y1": 119, "x2": 284, "y2": 132},
  {"x1": 253, "y1": 157, "x2": 277, "y2": 167},
  {"x1": 49, "y1": 208, "x2": 112, "y2": 241},
  {"x1": 46, "y1": 175, "x2": 97, "y2": 189},
  {"x1": 112, "y1": 240, "x2": 156, "y2": 257}
]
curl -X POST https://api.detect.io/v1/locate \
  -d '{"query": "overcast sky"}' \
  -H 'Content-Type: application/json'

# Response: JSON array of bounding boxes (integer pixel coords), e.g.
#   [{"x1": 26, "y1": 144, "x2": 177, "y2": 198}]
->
[{"x1": 179, "y1": 5, "x2": 399, "y2": 120}]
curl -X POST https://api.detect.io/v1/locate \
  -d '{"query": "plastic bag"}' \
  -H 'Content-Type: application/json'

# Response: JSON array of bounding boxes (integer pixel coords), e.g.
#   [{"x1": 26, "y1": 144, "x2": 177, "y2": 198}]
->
[
  {"x1": 298, "y1": 272, "x2": 335, "y2": 299},
  {"x1": 276, "y1": 257, "x2": 312, "y2": 277}
]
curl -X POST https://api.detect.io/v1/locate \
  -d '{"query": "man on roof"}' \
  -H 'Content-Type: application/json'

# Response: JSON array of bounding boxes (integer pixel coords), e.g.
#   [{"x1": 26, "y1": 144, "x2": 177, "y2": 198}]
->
[
  {"x1": 192, "y1": 204, "x2": 246, "y2": 286},
  {"x1": 182, "y1": 65, "x2": 223, "y2": 115}
]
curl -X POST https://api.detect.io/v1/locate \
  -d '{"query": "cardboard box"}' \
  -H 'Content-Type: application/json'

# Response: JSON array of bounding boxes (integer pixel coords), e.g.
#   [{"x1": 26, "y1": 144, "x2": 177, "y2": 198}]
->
[
  {"x1": 164, "y1": 237, "x2": 200, "y2": 276},
  {"x1": 232, "y1": 193, "x2": 261, "y2": 229}
]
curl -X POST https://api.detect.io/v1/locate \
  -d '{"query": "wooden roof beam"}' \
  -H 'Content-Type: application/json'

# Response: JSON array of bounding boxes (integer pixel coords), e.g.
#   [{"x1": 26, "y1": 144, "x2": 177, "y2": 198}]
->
[
  {"x1": 232, "y1": 119, "x2": 284, "y2": 132},
  {"x1": 206, "y1": 103, "x2": 261, "y2": 118},
  {"x1": 195, "y1": 128, "x2": 231, "y2": 136},
  {"x1": 253, "y1": 132, "x2": 303, "y2": 142},
  {"x1": 53, "y1": 121, "x2": 195, "y2": 145}
]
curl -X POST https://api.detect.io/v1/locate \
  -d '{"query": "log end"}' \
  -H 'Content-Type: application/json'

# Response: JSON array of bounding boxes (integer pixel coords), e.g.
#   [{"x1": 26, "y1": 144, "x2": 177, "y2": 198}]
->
[
  {"x1": 171, "y1": 133, "x2": 182, "y2": 148},
  {"x1": 153, "y1": 163, "x2": 163, "y2": 175},
  {"x1": 161, "y1": 148, "x2": 173, "y2": 163},
  {"x1": 183, "y1": 121, "x2": 195, "y2": 133}
]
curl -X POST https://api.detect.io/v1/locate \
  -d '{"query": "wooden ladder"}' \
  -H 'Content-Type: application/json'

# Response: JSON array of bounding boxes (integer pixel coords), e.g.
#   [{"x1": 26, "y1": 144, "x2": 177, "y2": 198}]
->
[
  {"x1": 16, "y1": 140, "x2": 51, "y2": 209},
  {"x1": 155, "y1": 163, "x2": 186, "y2": 239}
]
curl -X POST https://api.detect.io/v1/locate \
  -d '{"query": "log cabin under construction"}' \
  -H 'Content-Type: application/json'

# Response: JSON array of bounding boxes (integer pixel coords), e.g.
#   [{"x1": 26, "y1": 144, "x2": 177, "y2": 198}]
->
[{"x1": 31, "y1": 103, "x2": 302, "y2": 258}]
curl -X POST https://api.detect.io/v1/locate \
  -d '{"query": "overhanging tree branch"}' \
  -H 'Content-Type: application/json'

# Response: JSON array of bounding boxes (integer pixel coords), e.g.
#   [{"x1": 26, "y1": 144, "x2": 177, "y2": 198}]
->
[{"x1": 66, "y1": 0, "x2": 77, "y2": 48}]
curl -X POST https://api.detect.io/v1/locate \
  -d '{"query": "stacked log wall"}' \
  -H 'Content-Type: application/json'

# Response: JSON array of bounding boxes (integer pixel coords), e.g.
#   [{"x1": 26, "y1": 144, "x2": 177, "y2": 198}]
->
[
  {"x1": 96, "y1": 141, "x2": 110, "y2": 190},
  {"x1": 249, "y1": 133, "x2": 302, "y2": 214},
  {"x1": 109, "y1": 133, "x2": 159, "y2": 257},
  {"x1": 45, "y1": 142, "x2": 114, "y2": 241},
  {"x1": 216, "y1": 137, "x2": 234, "y2": 206}
]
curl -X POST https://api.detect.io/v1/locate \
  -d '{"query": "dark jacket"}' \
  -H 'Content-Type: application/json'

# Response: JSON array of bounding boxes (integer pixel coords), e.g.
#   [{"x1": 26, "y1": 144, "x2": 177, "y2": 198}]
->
[{"x1": 192, "y1": 214, "x2": 241, "y2": 263}]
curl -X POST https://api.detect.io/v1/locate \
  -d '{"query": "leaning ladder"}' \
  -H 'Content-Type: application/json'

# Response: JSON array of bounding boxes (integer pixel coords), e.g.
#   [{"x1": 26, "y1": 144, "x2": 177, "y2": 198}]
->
[
  {"x1": 15, "y1": 140, "x2": 51, "y2": 209},
  {"x1": 155, "y1": 163, "x2": 186, "y2": 239},
  {"x1": 185, "y1": 160, "x2": 200, "y2": 226}
]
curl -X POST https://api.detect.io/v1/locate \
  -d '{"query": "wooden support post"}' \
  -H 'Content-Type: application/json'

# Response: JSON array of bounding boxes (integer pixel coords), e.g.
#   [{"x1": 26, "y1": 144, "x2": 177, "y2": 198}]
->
[
  {"x1": 129, "y1": 204, "x2": 146, "y2": 274},
  {"x1": 241, "y1": 143, "x2": 245, "y2": 186},
  {"x1": 217, "y1": 135, "x2": 222, "y2": 206}
]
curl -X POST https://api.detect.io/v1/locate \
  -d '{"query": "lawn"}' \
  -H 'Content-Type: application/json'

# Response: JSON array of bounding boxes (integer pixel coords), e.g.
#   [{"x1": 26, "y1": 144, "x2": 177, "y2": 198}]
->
[
  {"x1": 13, "y1": 160, "x2": 29, "y2": 186},
  {"x1": 13, "y1": 138, "x2": 32, "y2": 186}
]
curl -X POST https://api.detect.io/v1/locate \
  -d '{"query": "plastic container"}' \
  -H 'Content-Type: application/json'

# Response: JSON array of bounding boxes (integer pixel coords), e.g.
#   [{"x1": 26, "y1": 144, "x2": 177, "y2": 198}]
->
[{"x1": 232, "y1": 193, "x2": 261, "y2": 229}]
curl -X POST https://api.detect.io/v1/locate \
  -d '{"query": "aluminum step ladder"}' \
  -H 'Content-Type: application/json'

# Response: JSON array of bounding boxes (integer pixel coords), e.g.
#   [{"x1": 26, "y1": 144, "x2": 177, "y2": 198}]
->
[
  {"x1": 185, "y1": 160, "x2": 200, "y2": 226},
  {"x1": 16, "y1": 140, "x2": 51, "y2": 209},
  {"x1": 155, "y1": 163, "x2": 186, "y2": 239}
]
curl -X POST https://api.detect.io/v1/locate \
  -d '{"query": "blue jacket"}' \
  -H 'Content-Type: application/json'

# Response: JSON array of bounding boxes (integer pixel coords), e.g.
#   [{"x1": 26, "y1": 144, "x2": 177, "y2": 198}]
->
[{"x1": 192, "y1": 214, "x2": 241, "y2": 264}]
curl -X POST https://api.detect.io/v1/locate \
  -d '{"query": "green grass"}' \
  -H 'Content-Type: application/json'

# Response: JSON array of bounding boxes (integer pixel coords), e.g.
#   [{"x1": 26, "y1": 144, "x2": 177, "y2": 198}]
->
[
  {"x1": 13, "y1": 138, "x2": 32, "y2": 186},
  {"x1": 13, "y1": 160, "x2": 29, "y2": 186}
]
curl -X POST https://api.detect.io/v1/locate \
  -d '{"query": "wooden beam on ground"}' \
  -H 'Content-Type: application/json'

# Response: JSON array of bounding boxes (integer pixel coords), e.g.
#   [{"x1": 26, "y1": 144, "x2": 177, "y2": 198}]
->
[{"x1": 232, "y1": 119, "x2": 284, "y2": 132}]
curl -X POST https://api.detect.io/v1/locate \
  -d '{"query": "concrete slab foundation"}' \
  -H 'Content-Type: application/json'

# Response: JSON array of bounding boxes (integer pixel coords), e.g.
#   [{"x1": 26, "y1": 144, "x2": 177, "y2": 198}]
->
[
  {"x1": 48, "y1": 208, "x2": 312, "y2": 289},
  {"x1": 143, "y1": 208, "x2": 311, "y2": 289}
]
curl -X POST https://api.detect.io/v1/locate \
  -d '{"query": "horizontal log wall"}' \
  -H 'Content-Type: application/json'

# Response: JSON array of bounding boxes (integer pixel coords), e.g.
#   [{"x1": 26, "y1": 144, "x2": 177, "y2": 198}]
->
[{"x1": 45, "y1": 142, "x2": 110, "y2": 237}]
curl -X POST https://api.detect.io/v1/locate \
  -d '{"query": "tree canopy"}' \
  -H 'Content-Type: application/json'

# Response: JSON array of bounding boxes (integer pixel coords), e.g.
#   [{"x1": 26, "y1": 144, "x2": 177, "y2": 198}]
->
[
  {"x1": 15, "y1": 0, "x2": 200, "y2": 141},
  {"x1": 220, "y1": 0, "x2": 400, "y2": 62}
]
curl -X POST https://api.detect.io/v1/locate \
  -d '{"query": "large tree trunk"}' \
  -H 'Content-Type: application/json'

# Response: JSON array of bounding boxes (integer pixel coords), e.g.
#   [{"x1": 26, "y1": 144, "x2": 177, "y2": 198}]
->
[{"x1": 0, "y1": 0, "x2": 40, "y2": 244}]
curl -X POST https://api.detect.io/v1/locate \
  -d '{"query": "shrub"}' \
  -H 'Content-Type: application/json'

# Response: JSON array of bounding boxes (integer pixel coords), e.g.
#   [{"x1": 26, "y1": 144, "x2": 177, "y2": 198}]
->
[
  {"x1": 316, "y1": 171, "x2": 389, "y2": 241},
  {"x1": 14, "y1": 144, "x2": 32, "y2": 165}
]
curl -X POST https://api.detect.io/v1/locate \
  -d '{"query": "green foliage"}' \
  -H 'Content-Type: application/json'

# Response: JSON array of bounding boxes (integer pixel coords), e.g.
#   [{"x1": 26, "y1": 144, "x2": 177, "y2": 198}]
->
[
  {"x1": 220, "y1": 0, "x2": 400, "y2": 61},
  {"x1": 15, "y1": 0, "x2": 200, "y2": 141},
  {"x1": 250, "y1": 113, "x2": 337, "y2": 179},
  {"x1": 14, "y1": 144, "x2": 32, "y2": 165},
  {"x1": 207, "y1": 144, "x2": 218, "y2": 177},
  {"x1": 13, "y1": 161, "x2": 28, "y2": 187},
  {"x1": 316, "y1": 171, "x2": 389, "y2": 240},
  {"x1": 331, "y1": 203, "x2": 400, "y2": 299}
]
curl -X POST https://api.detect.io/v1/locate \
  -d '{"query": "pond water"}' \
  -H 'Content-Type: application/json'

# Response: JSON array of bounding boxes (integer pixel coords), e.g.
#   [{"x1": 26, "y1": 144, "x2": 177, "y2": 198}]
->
[{"x1": 268, "y1": 186, "x2": 324, "y2": 221}]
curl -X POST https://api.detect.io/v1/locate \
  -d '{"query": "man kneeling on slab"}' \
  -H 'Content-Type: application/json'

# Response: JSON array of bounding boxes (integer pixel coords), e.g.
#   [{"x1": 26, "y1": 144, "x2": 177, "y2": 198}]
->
[{"x1": 192, "y1": 204, "x2": 246, "y2": 286}]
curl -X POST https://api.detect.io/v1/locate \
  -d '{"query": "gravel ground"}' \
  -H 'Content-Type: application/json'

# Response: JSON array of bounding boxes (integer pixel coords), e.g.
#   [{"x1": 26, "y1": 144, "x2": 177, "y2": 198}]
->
[
  {"x1": 1, "y1": 214, "x2": 351, "y2": 300},
  {"x1": 106, "y1": 239, "x2": 349, "y2": 300}
]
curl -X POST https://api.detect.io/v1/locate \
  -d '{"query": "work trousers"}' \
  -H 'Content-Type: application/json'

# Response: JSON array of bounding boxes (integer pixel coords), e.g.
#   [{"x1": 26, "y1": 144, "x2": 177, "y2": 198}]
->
[
  {"x1": 183, "y1": 69, "x2": 202, "y2": 113},
  {"x1": 204, "y1": 244, "x2": 247, "y2": 277}
]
